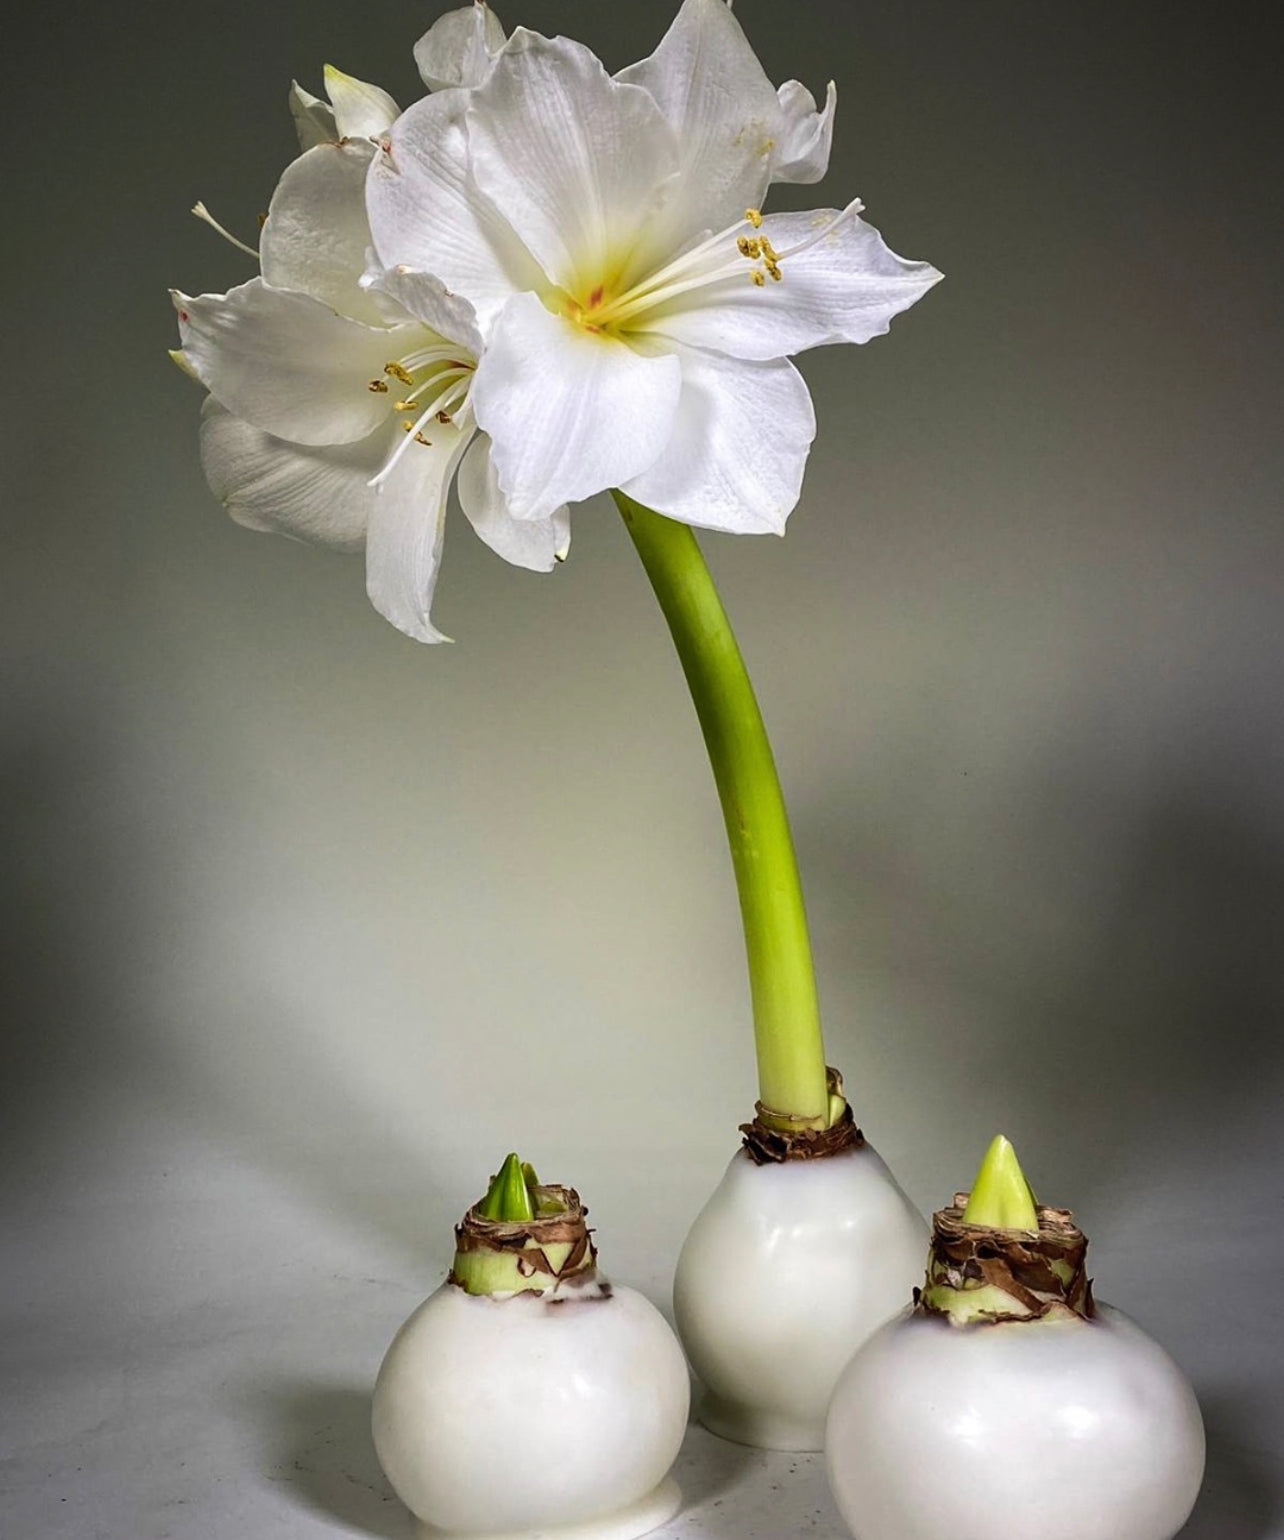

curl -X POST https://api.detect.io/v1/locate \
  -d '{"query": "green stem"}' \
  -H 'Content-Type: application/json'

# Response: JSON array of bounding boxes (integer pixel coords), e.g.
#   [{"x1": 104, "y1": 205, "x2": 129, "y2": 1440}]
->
[{"x1": 613, "y1": 491, "x2": 831, "y2": 1127}]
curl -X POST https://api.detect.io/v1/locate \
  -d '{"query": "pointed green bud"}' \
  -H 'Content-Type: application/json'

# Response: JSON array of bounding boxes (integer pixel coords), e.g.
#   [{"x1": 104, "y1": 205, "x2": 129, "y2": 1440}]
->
[
  {"x1": 476, "y1": 1152, "x2": 536, "y2": 1222},
  {"x1": 962, "y1": 1135, "x2": 1039, "y2": 1231}
]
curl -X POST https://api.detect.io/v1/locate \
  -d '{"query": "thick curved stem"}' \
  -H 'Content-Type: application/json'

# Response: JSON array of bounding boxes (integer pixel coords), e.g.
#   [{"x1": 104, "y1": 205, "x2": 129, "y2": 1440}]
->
[{"x1": 613, "y1": 491, "x2": 831, "y2": 1127}]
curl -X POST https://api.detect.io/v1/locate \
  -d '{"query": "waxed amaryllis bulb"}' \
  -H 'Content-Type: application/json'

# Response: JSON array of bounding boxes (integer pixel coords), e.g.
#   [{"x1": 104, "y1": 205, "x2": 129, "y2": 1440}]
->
[
  {"x1": 824, "y1": 1137, "x2": 1205, "y2": 1540},
  {"x1": 373, "y1": 1158, "x2": 690, "y2": 1540},
  {"x1": 675, "y1": 1111, "x2": 926, "y2": 1452}
]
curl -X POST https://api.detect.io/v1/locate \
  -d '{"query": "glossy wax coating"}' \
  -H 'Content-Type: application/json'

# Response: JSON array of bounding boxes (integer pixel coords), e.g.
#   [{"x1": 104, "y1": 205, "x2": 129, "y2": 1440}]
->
[
  {"x1": 674, "y1": 1143, "x2": 926, "y2": 1450},
  {"x1": 374, "y1": 1281, "x2": 690, "y2": 1539},
  {"x1": 826, "y1": 1305, "x2": 1205, "y2": 1540}
]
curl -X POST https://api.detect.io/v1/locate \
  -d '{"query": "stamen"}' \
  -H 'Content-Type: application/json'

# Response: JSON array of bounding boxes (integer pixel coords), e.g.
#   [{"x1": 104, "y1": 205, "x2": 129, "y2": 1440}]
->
[
  {"x1": 368, "y1": 379, "x2": 390, "y2": 393},
  {"x1": 191, "y1": 201, "x2": 259, "y2": 259},
  {"x1": 620, "y1": 197, "x2": 867, "y2": 320},
  {"x1": 395, "y1": 365, "x2": 473, "y2": 409},
  {"x1": 585, "y1": 210, "x2": 765, "y2": 325},
  {"x1": 384, "y1": 361, "x2": 415, "y2": 386},
  {"x1": 370, "y1": 374, "x2": 467, "y2": 489},
  {"x1": 399, "y1": 343, "x2": 470, "y2": 372}
]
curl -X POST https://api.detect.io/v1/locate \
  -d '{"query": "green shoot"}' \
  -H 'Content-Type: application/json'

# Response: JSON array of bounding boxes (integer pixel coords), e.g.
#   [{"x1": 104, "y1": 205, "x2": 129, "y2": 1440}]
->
[
  {"x1": 475, "y1": 1152, "x2": 536, "y2": 1222},
  {"x1": 962, "y1": 1135, "x2": 1039, "y2": 1230}
]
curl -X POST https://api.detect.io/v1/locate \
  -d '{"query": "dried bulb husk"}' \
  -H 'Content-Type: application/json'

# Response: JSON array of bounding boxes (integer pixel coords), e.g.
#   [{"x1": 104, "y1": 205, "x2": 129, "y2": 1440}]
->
[
  {"x1": 450, "y1": 1182, "x2": 600, "y2": 1297},
  {"x1": 917, "y1": 1194, "x2": 1094, "y2": 1325},
  {"x1": 741, "y1": 1066, "x2": 865, "y2": 1163}
]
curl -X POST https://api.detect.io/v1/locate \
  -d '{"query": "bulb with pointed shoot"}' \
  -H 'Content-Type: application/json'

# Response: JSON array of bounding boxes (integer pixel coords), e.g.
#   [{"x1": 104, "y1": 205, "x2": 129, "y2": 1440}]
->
[
  {"x1": 372, "y1": 1154, "x2": 689, "y2": 1540},
  {"x1": 825, "y1": 1135, "x2": 1206, "y2": 1540}
]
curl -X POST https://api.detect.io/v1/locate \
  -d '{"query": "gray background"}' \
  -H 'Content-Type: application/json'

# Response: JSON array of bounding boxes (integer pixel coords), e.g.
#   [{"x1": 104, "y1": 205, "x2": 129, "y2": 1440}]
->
[{"x1": 3, "y1": 2, "x2": 1281, "y2": 1536}]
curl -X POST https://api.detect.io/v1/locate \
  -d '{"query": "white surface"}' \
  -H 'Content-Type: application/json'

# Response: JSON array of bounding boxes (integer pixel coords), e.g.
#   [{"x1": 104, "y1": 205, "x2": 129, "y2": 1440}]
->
[
  {"x1": 412, "y1": 1478, "x2": 680, "y2": 1540},
  {"x1": 826, "y1": 1305, "x2": 1205, "y2": 1540},
  {"x1": 673, "y1": 1144, "x2": 925, "y2": 1450},
  {"x1": 1, "y1": 1110, "x2": 1279, "y2": 1540}
]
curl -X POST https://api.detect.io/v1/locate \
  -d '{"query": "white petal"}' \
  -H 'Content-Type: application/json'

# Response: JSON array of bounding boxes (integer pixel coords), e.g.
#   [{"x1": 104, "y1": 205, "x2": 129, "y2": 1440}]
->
[
  {"x1": 621, "y1": 347, "x2": 814, "y2": 535},
  {"x1": 365, "y1": 421, "x2": 472, "y2": 644},
  {"x1": 174, "y1": 280, "x2": 414, "y2": 445},
  {"x1": 414, "y1": 2, "x2": 506, "y2": 91},
  {"x1": 639, "y1": 210, "x2": 942, "y2": 361},
  {"x1": 260, "y1": 140, "x2": 384, "y2": 324},
  {"x1": 199, "y1": 397, "x2": 377, "y2": 551},
  {"x1": 289, "y1": 81, "x2": 337, "y2": 150},
  {"x1": 616, "y1": 0, "x2": 779, "y2": 244},
  {"x1": 367, "y1": 89, "x2": 544, "y2": 332},
  {"x1": 773, "y1": 79, "x2": 837, "y2": 185},
  {"x1": 471, "y1": 291, "x2": 682, "y2": 523},
  {"x1": 456, "y1": 433, "x2": 569, "y2": 570},
  {"x1": 463, "y1": 30, "x2": 680, "y2": 291},
  {"x1": 323, "y1": 64, "x2": 399, "y2": 140},
  {"x1": 364, "y1": 266, "x2": 483, "y2": 356}
]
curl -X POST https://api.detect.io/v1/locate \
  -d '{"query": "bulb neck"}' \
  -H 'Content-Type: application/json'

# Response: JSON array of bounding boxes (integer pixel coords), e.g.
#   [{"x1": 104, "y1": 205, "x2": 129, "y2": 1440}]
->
[
  {"x1": 740, "y1": 1066, "x2": 864, "y2": 1164},
  {"x1": 915, "y1": 1195, "x2": 1095, "y2": 1326},
  {"x1": 450, "y1": 1183, "x2": 599, "y2": 1297}
]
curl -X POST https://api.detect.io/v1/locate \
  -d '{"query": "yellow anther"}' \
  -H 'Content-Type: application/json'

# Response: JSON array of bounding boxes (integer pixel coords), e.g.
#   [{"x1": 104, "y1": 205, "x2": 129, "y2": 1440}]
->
[
  {"x1": 368, "y1": 379, "x2": 389, "y2": 393},
  {"x1": 394, "y1": 399, "x2": 418, "y2": 412},
  {"x1": 745, "y1": 207, "x2": 763, "y2": 228},
  {"x1": 385, "y1": 361, "x2": 414, "y2": 386},
  {"x1": 737, "y1": 235, "x2": 762, "y2": 259},
  {"x1": 414, "y1": 432, "x2": 432, "y2": 446},
  {"x1": 750, "y1": 269, "x2": 767, "y2": 287},
  {"x1": 402, "y1": 420, "x2": 415, "y2": 432},
  {"x1": 759, "y1": 236, "x2": 780, "y2": 263},
  {"x1": 765, "y1": 259, "x2": 782, "y2": 282}
]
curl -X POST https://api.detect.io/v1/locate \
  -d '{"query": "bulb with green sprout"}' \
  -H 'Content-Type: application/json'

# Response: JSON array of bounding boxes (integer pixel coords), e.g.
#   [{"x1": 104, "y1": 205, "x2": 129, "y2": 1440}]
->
[
  {"x1": 372, "y1": 1155, "x2": 690, "y2": 1540},
  {"x1": 824, "y1": 1136, "x2": 1206, "y2": 1540}
]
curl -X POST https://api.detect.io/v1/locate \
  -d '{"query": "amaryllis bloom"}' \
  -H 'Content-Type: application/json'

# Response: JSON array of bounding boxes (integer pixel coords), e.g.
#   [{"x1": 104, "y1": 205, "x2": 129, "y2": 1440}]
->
[
  {"x1": 367, "y1": 0, "x2": 941, "y2": 536},
  {"x1": 173, "y1": 54, "x2": 567, "y2": 643}
]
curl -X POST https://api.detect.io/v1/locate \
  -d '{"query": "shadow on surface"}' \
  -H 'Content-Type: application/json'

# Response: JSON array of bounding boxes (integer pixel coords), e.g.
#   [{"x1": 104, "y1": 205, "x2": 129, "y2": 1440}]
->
[
  {"x1": 259, "y1": 1380, "x2": 404, "y2": 1539},
  {"x1": 256, "y1": 1383, "x2": 767, "y2": 1540},
  {"x1": 668, "y1": 1416, "x2": 762, "y2": 1513},
  {"x1": 1181, "y1": 1394, "x2": 1283, "y2": 1540}
]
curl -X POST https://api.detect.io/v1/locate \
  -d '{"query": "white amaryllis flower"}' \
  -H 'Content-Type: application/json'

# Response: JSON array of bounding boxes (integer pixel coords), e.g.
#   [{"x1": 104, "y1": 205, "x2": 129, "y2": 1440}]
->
[
  {"x1": 174, "y1": 44, "x2": 566, "y2": 643},
  {"x1": 367, "y1": 0, "x2": 941, "y2": 536}
]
